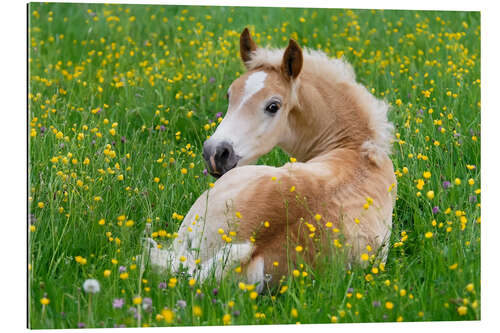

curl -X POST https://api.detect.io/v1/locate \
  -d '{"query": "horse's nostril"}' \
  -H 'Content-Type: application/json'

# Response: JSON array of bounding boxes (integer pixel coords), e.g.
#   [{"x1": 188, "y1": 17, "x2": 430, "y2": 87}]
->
[
  {"x1": 220, "y1": 147, "x2": 230, "y2": 161},
  {"x1": 215, "y1": 143, "x2": 233, "y2": 162},
  {"x1": 204, "y1": 141, "x2": 237, "y2": 177},
  {"x1": 214, "y1": 142, "x2": 236, "y2": 171}
]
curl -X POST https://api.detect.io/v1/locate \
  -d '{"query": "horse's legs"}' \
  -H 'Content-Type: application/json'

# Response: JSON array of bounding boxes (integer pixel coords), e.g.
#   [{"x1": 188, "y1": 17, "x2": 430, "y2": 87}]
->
[
  {"x1": 379, "y1": 238, "x2": 390, "y2": 264},
  {"x1": 198, "y1": 242, "x2": 254, "y2": 282},
  {"x1": 146, "y1": 238, "x2": 266, "y2": 292},
  {"x1": 145, "y1": 238, "x2": 196, "y2": 275},
  {"x1": 245, "y1": 255, "x2": 265, "y2": 293}
]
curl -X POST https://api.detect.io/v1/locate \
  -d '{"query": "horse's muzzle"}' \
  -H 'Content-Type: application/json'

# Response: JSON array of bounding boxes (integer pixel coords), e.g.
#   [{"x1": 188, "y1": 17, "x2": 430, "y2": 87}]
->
[{"x1": 202, "y1": 141, "x2": 239, "y2": 178}]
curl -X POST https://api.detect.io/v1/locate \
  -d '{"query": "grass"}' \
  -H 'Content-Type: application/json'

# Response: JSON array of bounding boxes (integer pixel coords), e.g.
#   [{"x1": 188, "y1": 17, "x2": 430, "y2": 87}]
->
[{"x1": 28, "y1": 2, "x2": 480, "y2": 328}]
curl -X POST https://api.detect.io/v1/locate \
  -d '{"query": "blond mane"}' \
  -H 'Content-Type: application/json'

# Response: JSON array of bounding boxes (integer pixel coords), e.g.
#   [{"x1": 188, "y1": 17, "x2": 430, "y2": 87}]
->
[{"x1": 245, "y1": 47, "x2": 394, "y2": 160}]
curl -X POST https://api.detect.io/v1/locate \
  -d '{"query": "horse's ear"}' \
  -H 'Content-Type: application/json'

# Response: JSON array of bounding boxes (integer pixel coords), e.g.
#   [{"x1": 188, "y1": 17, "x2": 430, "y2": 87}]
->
[
  {"x1": 240, "y1": 27, "x2": 257, "y2": 67},
  {"x1": 281, "y1": 39, "x2": 303, "y2": 80}
]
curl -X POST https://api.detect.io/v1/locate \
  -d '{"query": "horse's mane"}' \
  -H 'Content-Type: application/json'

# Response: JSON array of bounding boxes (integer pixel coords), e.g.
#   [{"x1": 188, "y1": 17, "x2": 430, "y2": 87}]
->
[{"x1": 245, "y1": 47, "x2": 394, "y2": 158}]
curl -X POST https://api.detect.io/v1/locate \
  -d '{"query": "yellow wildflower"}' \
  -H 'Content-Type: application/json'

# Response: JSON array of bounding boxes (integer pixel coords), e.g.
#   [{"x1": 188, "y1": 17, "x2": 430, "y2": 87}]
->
[
  {"x1": 193, "y1": 306, "x2": 202, "y2": 317},
  {"x1": 162, "y1": 308, "x2": 175, "y2": 324},
  {"x1": 457, "y1": 306, "x2": 467, "y2": 316}
]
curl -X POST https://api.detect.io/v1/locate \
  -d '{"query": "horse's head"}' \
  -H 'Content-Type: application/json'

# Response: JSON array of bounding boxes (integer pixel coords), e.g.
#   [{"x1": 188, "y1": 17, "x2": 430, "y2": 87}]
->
[{"x1": 203, "y1": 28, "x2": 303, "y2": 178}]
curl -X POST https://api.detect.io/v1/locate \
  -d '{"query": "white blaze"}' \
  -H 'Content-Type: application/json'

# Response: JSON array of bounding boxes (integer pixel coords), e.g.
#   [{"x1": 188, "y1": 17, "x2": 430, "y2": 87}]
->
[
  {"x1": 212, "y1": 71, "x2": 268, "y2": 141},
  {"x1": 237, "y1": 71, "x2": 268, "y2": 110},
  {"x1": 208, "y1": 71, "x2": 269, "y2": 167}
]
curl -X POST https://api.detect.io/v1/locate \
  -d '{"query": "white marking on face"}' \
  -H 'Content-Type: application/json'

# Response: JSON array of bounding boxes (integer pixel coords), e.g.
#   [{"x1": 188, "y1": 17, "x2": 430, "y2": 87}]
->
[
  {"x1": 208, "y1": 71, "x2": 273, "y2": 167},
  {"x1": 236, "y1": 71, "x2": 268, "y2": 110},
  {"x1": 211, "y1": 71, "x2": 268, "y2": 143}
]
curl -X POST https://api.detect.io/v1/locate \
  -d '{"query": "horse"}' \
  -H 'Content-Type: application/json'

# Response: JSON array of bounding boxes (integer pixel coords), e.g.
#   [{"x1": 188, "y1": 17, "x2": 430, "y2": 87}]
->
[{"x1": 146, "y1": 28, "x2": 397, "y2": 292}]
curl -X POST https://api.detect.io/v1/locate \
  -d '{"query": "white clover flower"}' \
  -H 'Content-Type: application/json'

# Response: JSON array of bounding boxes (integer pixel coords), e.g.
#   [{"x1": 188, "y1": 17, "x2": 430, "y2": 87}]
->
[{"x1": 83, "y1": 279, "x2": 101, "y2": 294}]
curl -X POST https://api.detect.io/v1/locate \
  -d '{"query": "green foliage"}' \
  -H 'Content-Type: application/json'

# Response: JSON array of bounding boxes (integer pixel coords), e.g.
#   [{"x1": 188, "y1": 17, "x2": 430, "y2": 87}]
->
[{"x1": 28, "y1": 3, "x2": 480, "y2": 328}]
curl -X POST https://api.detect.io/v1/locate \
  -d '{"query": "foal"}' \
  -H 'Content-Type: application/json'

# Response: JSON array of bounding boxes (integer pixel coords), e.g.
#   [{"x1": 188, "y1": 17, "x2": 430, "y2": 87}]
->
[{"x1": 147, "y1": 28, "x2": 396, "y2": 292}]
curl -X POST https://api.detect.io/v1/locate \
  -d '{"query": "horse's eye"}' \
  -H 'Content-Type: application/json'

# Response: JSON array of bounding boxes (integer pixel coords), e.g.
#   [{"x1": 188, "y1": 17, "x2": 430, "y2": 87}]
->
[{"x1": 265, "y1": 102, "x2": 280, "y2": 114}]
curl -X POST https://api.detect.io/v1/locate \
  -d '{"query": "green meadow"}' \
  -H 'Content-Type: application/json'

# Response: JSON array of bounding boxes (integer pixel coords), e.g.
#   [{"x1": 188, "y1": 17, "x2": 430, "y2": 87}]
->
[{"x1": 28, "y1": 2, "x2": 480, "y2": 328}]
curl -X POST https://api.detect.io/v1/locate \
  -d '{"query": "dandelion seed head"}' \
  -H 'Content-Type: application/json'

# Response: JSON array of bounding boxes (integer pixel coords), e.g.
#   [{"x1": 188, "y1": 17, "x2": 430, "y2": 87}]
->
[{"x1": 82, "y1": 279, "x2": 100, "y2": 294}]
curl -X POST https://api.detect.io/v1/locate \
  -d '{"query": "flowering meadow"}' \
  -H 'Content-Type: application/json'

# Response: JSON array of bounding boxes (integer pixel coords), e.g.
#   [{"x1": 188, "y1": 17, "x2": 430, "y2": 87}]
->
[{"x1": 28, "y1": 3, "x2": 480, "y2": 329}]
